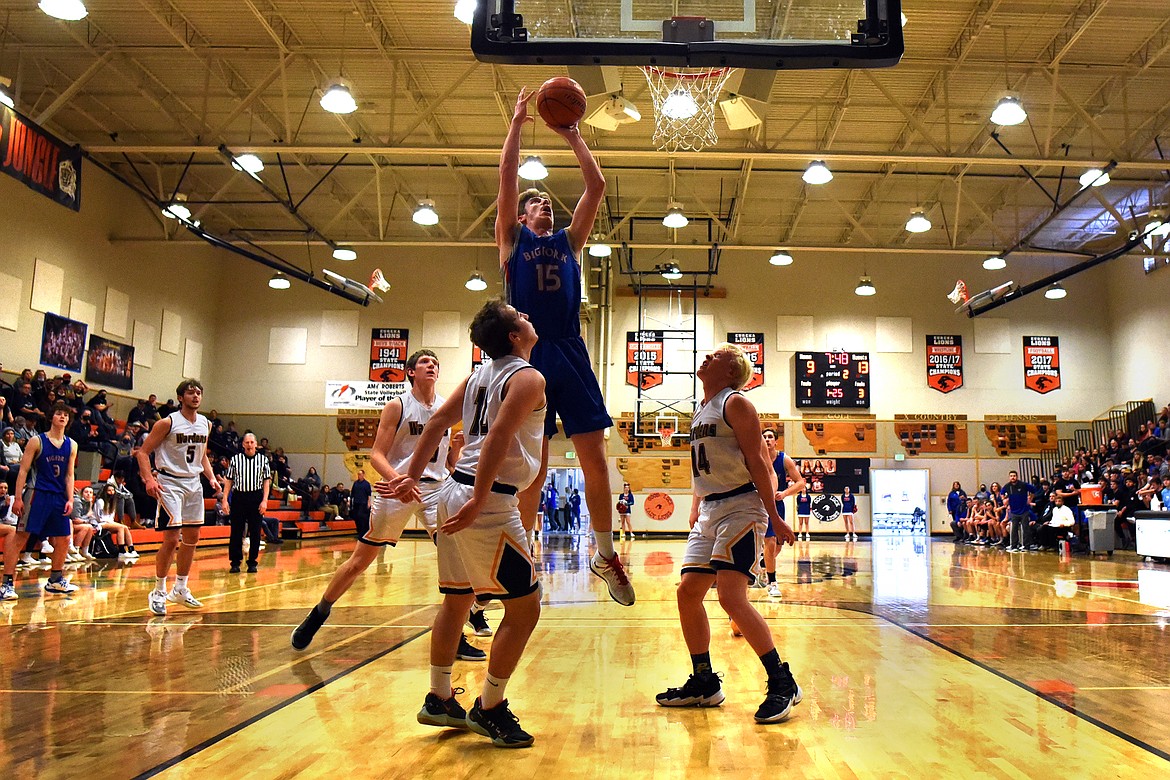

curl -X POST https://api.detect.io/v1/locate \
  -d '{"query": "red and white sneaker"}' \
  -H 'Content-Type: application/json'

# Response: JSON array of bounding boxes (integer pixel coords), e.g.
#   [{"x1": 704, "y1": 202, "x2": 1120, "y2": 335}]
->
[{"x1": 589, "y1": 552, "x2": 635, "y2": 606}]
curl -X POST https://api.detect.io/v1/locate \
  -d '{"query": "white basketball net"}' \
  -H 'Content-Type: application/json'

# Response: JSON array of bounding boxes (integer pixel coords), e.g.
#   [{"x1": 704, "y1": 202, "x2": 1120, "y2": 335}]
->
[{"x1": 641, "y1": 66, "x2": 732, "y2": 152}]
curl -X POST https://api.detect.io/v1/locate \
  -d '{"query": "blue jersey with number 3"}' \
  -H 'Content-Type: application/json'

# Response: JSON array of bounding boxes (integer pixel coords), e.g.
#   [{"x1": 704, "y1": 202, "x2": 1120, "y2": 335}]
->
[
  {"x1": 506, "y1": 226, "x2": 581, "y2": 340},
  {"x1": 32, "y1": 433, "x2": 71, "y2": 495}
]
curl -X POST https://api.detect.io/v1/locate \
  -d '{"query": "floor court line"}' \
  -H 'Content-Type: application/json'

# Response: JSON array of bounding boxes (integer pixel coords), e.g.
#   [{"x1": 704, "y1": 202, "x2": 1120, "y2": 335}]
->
[
  {"x1": 843, "y1": 604, "x2": 1170, "y2": 763},
  {"x1": 133, "y1": 627, "x2": 431, "y2": 780}
]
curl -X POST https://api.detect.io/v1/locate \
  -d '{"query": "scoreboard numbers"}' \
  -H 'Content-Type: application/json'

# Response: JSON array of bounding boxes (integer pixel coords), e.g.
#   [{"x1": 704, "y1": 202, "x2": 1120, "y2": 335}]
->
[{"x1": 795, "y1": 351, "x2": 871, "y2": 409}]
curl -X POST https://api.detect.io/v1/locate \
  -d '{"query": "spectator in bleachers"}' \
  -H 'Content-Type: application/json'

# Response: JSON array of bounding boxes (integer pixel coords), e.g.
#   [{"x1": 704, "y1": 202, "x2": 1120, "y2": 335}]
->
[
  {"x1": 71, "y1": 485, "x2": 99, "y2": 562},
  {"x1": 1, "y1": 427, "x2": 20, "y2": 491},
  {"x1": 0, "y1": 482, "x2": 14, "y2": 551},
  {"x1": 71, "y1": 408, "x2": 117, "y2": 467},
  {"x1": 1138, "y1": 475, "x2": 1164, "y2": 511},
  {"x1": 1038, "y1": 494, "x2": 1076, "y2": 549},
  {"x1": 0, "y1": 394, "x2": 13, "y2": 428},
  {"x1": 12, "y1": 416, "x2": 36, "y2": 448},
  {"x1": 127, "y1": 398, "x2": 152, "y2": 427},
  {"x1": 222, "y1": 421, "x2": 241, "y2": 455},
  {"x1": 85, "y1": 390, "x2": 117, "y2": 440},
  {"x1": 271, "y1": 447, "x2": 291, "y2": 488},
  {"x1": 106, "y1": 471, "x2": 142, "y2": 529},
  {"x1": 302, "y1": 467, "x2": 322, "y2": 492},
  {"x1": 143, "y1": 393, "x2": 160, "y2": 422},
  {"x1": 11, "y1": 382, "x2": 42, "y2": 430},
  {"x1": 95, "y1": 483, "x2": 139, "y2": 561},
  {"x1": 326, "y1": 482, "x2": 349, "y2": 519},
  {"x1": 1114, "y1": 474, "x2": 1143, "y2": 550}
]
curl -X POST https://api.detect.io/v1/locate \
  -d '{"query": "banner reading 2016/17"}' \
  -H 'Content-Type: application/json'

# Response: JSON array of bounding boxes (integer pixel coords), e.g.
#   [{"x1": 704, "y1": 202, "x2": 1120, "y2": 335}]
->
[
  {"x1": 728, "y1": 332, "x2": 764, "y2": 391},
  {"x1": 1023, "y1": 336, "x2": 1061, "y2": 394},
  {"x1": 926, "y1": 334, "x2": 963, "y2": 393},
  {"x1": 369, "y1": 328, "x2": 408, "y2": 393}
]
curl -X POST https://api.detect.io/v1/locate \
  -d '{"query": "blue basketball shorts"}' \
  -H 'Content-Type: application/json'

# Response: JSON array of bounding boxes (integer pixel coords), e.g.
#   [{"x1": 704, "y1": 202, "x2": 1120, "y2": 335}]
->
[{"x1": 529, "y1": 336, "x2": 612, "y2": 438}]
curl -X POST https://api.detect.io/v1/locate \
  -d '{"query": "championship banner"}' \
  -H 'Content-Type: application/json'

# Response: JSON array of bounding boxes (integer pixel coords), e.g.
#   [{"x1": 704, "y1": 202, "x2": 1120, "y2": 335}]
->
[
  {"x1": 326, "y1": 381, "x2": 400, "y2": 409},
  {"x1": 369, "y1": 328, "x2": 408, "y2": 385},
  {"x1": 926, "y1": 334, "x2": 963, "y2": 393},
  {"x1": 728, "y1": 332, "x2": 764, "y2": 391},
  {"x1": 471, "y1": 344, "x2": 490, "y2": 370},
  {"x1": 626, "y1": 330, "x2": 664, "y2": 389},
  {"x1": 1023, "y1": 336, "x2": 1061, "y2": 394},
  {"x1": 0, "y1": 105, "x2": 81, "y2": 211}
]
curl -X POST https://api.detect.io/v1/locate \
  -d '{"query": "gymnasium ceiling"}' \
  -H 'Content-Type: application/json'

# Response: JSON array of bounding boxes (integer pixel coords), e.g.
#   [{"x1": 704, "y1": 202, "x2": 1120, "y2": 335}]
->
[{"x1": 3, "y1": 1, "x2": 1170, "y2": 281}]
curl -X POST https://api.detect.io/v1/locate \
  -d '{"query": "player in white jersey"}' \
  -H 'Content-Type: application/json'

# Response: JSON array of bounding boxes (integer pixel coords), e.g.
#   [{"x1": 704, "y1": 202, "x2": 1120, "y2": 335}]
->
[
  {"x1": 292, "y1": 350, "x2": 483, "y2": 657},
  {"x1": 656, "y1": 343, "x2": 803, "y2": 724},
  {"x1": 136, "y1": 379, "x2": 220, "y2": 617},
  {"x1": 389, "y1": 299, "x2": 545, "y2": 748}
]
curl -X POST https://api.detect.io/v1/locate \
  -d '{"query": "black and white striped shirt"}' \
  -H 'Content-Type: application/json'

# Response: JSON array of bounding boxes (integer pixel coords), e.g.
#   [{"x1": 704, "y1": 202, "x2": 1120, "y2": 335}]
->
[{"x1": 226, "y1": 453, "x2": 272, "y2": 493}]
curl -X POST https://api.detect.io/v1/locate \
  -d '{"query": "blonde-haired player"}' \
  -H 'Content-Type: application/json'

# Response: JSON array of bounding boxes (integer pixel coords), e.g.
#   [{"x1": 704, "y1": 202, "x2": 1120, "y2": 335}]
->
[{"x1": 657, "y1": 343, "x2": 802, "y2": 723}]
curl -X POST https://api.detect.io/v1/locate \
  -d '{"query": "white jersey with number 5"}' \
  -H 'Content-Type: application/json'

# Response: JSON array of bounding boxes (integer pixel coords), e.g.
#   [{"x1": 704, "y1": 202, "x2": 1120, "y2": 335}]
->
[
  {"x1": 391, "y1": 390, "x2": 449, "y2": 481},
  {"x1": 690, "y1": 387, "x2": 751, "y2": 496},
  {"x1": 455, "y1": 355, "x2": 544, "y2": 491},
  {"x1": 154, "y1": 411, "x2": 211, "y2": 479}
]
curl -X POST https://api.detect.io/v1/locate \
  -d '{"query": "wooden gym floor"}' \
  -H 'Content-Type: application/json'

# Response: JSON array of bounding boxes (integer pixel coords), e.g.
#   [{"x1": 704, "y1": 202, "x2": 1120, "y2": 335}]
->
[{"x1": 2, "y1": 533, "x2": 1169, "y2": 778}]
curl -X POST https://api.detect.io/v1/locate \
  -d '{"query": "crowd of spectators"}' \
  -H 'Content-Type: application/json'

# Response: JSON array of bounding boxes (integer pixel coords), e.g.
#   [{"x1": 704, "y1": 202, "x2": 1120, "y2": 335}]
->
[
  {"x1": 1, "y1": 363, "x2": 350, "y2": 567},
  {"x1": 947, "y1": 409, "x2": 1170, "y2": 553}
]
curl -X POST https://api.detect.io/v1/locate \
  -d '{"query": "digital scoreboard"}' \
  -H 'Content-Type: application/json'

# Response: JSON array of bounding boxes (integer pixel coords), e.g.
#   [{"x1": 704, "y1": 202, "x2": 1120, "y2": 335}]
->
[{"x1": 795, "y1": 351, "x2": 870, "y2": 408}]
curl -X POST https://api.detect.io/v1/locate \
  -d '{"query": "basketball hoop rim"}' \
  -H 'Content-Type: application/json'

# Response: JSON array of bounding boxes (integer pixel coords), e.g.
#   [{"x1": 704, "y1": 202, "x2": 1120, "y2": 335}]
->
[{"x1": 641, "y1": 65, "x2": 731, "y2": 81}]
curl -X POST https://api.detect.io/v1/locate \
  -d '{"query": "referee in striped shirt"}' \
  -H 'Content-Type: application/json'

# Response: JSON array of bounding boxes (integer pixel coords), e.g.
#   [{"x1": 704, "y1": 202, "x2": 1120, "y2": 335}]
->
[{"x1": 221, "y1": 433, "x2": 272, "y2": 573}]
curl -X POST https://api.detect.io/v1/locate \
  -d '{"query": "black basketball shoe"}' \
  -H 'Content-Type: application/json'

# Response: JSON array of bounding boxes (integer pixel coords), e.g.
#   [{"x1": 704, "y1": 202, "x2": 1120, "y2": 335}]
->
[
  {"x1": 457, "y1": 635, "x2": 487, "y2": 661},
  {"x1": 417, "y1": 687, "x2": 468, "y2": 729},
  {"x1": 466, "y1": 698, "x2": 534, "y2": 748},
  {"x1": 655, "y1": 671, "x2": 725, "y2": 707},
  {"x1": 466, "y1": 608, "x2": 493, "y2": 637},
  {"x1": 754, "y1": 662, "x2": 803, "y2": 723},
  {"x1": 291, "y1": 605, "x2": 328, "y2": 651}
]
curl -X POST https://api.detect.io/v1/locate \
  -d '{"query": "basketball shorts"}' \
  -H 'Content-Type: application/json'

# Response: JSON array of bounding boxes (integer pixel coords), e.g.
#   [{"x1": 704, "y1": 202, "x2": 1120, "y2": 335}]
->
[
  {"x1": 364, "y1": 480, "x2": 441, "y2": 546},
  {"x1": 157, "y1": 474, "x2": 205, "y2": 529},
  {"x1": 18, "y1": 491, "x2": 71, "y2": 538},
  {"x1": 763, "y1": 500, "x2": 786, "y2": 538},
  {"x1": 682, "y1": 492, "x2": 766, "y2": 579},
  {"x1": 434, "y1": 478, "x2": 539, "y2": 600},
  {"x1": 530, "y1": 336, "x2": 612, "y2": 438}
]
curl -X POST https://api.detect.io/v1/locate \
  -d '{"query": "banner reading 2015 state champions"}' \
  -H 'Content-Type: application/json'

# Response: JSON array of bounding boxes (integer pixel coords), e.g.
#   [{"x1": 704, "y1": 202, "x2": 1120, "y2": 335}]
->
[
  {"x1": 0, "y1": 105, "x2": 81, "y2": 211},
  {"x1": 728, "y1": 332, "x2": 764, "y2": 391}
]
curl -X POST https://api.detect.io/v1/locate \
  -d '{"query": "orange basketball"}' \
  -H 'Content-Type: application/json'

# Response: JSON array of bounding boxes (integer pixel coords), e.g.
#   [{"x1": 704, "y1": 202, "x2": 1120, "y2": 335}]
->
[{"x1": 536, "y1": 77, "x2": 587, "y2": 128}]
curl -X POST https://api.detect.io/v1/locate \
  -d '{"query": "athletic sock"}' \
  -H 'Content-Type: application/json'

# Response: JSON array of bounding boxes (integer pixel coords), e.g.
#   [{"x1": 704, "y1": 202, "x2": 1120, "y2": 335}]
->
[
  {"x1": 470, "y1": 601, "x2": 485, "y2": 616},
  {"x1": 594, "y1": 529, "x2": 615, "y2": 559},
  {"x1": 767, "y1": 571, "x2": 777, "y2": 584},
  {"x1": 430, "y1": 665, "x2": 454, "y2": 698},
  {"x1": 759, "y1": 648, "x2": 783, "y2": 679},
  {"x1": 128, "y1": 545, "x2": 135, "y2": 552},
  {"x1": 481, "y1": 672, "x2": 509, "y2": 709},
  {"x1": 175, "y1": 575, "x2": 189, "y2": 591},
  {"x1": 119, "y1": 544, "x2": 127, "y2": 553},
  {"x1": 690, "y1": 651, "x2": 713, "y2": 676},
  {"x1": 49, "y1": 569, "x2": 63, "y2": 582},
  {"x1": 155, "y1": 577, "x2": 168, "y2": 593},
  {"x1": 316, "y1": 599, "x2": 333, "y2": 617},
  {"x1": 4, "y1": 574, "x2": 13, "y2": 586}
]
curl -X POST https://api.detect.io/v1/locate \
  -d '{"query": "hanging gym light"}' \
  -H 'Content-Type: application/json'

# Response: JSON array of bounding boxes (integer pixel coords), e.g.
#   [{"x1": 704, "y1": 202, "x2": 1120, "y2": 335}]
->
[
  {"x1": 1044, "y1": 283, "x2": 1067, "y2": 300},
  {"x1": 769, "y1": 250, "x2": 794, "y2": 266},
  {"x1": 588, "y1": 235, "x2": 612, "y2": 258},
  {"x1": 983, "y1": 256, "x2": 1006, "y2": 270},
  {"x1": 518, "y1": 156, "x2": 548, "y2": 180},
  {"x1": 905, "y1": 209, "x2": 932, "y2": 233},
  {"x1": 1078, "y1": 168, "x2": 1110, "y2": 188},
  {"x1": 990, "y1": 95, "x2": 1027, "y2": 126},
  {"x1": 320, "y1": 82, "x2": 357, "y2": 114},
  {"x1": 661, "y1": 262, "x2": 682, "y2": 281},
  {"x1": 802, "y1": 160, "x2": 833, "y2": 185},
  {"x1": 465, "y1": 271, "x2": 488, "y2": 291},
  {"x1": 662, "y1": 202, "x2": 688, "y2": 229},
  {"x1": 268, "y1": 272, "x2": 291, "y2": 290},
  {"x1": 39, "y1": 0, "x2": 87, "y2": 21},
  {"x1": 332, "y1": 247, "x2": 357, "y2": 261},
  {"x1": 453, "y1": 0, "x2": 476, "y2": 24},
  {"x1": 412, "y1": 199, "x2": 439, "y2": 226},
  {"x1": 854, "y1": 276, "x2": 876, "y2": 296}
]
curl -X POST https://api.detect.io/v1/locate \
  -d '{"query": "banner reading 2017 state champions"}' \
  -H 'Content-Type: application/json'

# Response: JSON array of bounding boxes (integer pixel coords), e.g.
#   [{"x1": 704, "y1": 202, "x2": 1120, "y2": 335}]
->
[
  {"x1": 0, "y1": 105, "x2": 81, "y2": 211},
  {"x1": 728, "y1": 332, "x2": 764, "y2": 391},
  {"x1": 1023, "y1": 336, "x2": 1061, "y2": 394}
]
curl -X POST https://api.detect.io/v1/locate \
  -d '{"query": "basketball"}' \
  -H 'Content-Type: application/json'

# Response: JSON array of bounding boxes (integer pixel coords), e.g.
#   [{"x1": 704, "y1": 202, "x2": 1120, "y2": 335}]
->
[{"x1": 536, "y1": 77, "x2": 587, "y2": 128}]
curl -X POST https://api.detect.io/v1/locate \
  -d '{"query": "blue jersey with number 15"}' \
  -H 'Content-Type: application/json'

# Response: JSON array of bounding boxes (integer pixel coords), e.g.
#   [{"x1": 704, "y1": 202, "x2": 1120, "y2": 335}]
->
[{"x1": 506, "y1": 226, "x2": 581, "y2": 340}]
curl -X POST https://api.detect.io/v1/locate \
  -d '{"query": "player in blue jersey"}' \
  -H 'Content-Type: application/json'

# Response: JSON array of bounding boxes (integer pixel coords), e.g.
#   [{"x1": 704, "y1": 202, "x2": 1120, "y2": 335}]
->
[
  {"x1": 762, "y1": 428, "x2": 806, "y2": 597},
  {"x1": 1, "y1": 401, "x2": 79, "y2": 599},
  {"x1": 496, "y1": 87, "x2": 633, "y2": 607},
  {"x1": 841, "y1": 486, "x2": 858, "y2": 541}
]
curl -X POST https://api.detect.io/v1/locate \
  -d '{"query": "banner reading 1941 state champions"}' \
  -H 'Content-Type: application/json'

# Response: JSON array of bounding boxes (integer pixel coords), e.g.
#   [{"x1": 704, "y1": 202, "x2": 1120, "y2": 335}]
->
[
  {"x1": 1023, "y1": 336, "x2": 1061, "y2": 394},
  {"x1": 926, "y1": 335, "x2": 963, "y2": 393},
  {"x1": 728, "y1": 332, "x2": 764, "y2": 391},
  {"x1": 369, "y1": 328, "x2": 408, "y2": 384},
  {"x1": 626, "y1": 331, "x2": 664, "y2": 389}
]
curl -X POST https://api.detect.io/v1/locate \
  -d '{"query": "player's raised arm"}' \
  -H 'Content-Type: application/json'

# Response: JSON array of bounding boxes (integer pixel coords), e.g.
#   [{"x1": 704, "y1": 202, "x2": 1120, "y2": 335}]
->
[
  {"x1": 552, "y1": 124, "x2": 606, "y2": 256},
  {"x1": 496, "y1": 88, "x2": 534, "y2": 267}
]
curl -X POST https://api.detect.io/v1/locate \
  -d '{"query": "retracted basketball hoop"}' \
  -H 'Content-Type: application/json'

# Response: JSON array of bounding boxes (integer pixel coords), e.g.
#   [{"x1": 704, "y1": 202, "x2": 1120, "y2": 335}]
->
[{"x1": 369, "y1": 268, "x2": 391, "y2": 293}]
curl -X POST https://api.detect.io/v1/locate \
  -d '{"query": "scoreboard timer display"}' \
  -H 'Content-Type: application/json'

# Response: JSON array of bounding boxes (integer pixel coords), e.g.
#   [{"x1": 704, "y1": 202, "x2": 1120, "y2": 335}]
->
[{"x1": 795, "y1": 351, "x2": 870, "y2": 408}]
